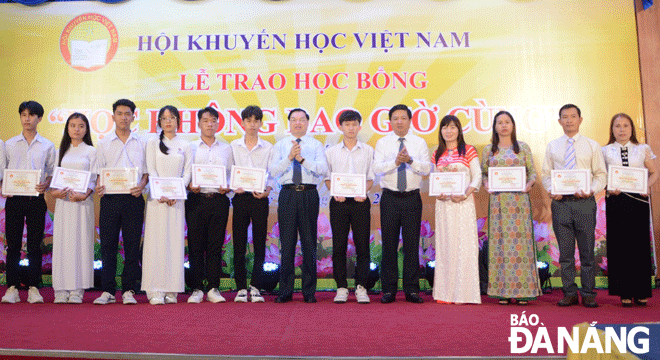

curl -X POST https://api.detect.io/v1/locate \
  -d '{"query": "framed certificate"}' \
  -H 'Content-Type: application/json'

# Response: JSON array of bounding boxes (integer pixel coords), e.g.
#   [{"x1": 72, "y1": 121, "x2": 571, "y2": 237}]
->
[
  {"x1": 608, "y1": 165, "x2": 648, "y2": 194},
  {"x1": 488, "y1": 166, "x2": 526, "y2": 192},
  {"x1": 50, "y1": 167, "x2": 92, "y2": 193},
  {"x1": 551, "y1": 169, "x2": 591, "y2": 195},
  {"x1": 330, "y1": 173, "x2": 366, "y2": 197},
  {"x1": 2, "y1": 169, "x2": 41, "y2": 196},
  {"x1": 429, "y1": 172, "x2": 467, "y2": 196},
  {"x1": 149, "y1": 177, "x2": 187, "y2": 200},
  {"x1": 229, "y1": 166, "x2": 267, "y2": 193},
  {"x1": 192, "y1": 164, "x2": 227, "y2": 189},
  {"x1": 100, "y1": 167, "x2": 139, "y2": 194}
]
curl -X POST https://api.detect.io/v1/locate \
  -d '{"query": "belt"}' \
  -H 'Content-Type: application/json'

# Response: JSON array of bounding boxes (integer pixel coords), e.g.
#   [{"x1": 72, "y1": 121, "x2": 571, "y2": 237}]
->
[
  {"x1": 281, "y1": 184, "x2": 316, "y2": 191},
  {"x1": 556, "y1": 195, "x2": 594, "y2": 202},
  {"x1": 198, "y1": 192, "x2": 224, "y2": 199},
  {"x1": 382, "y1": 188, "x2": 420, "y2": 198}
]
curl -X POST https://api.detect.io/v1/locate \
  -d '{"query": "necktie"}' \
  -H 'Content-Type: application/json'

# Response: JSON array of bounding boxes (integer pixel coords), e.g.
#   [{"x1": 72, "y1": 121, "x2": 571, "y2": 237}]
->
[
  {"x1": 292, "y1": 138, "x2": 302, "y2": 186},
  {"x1": 397, "y1": 138, "x2": 406, "y2": 191},
  {"x1": 564, "y1": 138, "x2": 576, "y2": 170},
  {"x1": 620, "y1": 147, "x2": 629, "y2": 167}
]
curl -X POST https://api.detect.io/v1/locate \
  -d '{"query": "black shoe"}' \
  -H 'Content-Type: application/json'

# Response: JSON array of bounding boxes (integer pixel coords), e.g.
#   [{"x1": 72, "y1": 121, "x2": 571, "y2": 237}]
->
[
  {"x1": 275, "y1": 295, "x2": 292, "y2": 303},
  {"x1": 582, "y1": 296, "x2": 598, "y2": 308},
  {"x1": 380, "y1": 292, "x2": 395, "y2": 303},
  {"x1": 557, "y1": 295, "x2": 578, "y2": 306},
  {"x1": 303, "y1": 295, "x2": 317, "y2": 303},
  {"x1": 405, "y1": 293, "x2": 424, "y2": 304}
]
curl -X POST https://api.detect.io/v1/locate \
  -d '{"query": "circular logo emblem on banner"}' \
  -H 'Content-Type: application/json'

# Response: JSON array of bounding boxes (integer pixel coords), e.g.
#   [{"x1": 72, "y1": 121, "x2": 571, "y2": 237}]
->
[{"x1": 60, "y1": 13, "x2": 118, "y2": 72}]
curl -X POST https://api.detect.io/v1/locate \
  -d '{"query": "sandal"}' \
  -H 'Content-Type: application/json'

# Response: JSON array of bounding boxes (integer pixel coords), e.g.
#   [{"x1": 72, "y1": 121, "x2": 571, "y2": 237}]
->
[
  {"x1": 634, "y1": 298, "x2": 647, "y2": 306},
  {"x1": 499, "y1": 299, "x2": 511, "y2": 305},
  {"x1": 621, "y1": 299, "x2": 633, "y2": 307},
  {"x1": 517, "y1": 300, "x2": 528, "y2": 306}
]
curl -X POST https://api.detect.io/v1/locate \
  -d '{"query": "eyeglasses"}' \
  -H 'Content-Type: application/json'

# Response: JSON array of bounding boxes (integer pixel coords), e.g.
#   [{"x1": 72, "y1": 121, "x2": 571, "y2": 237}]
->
[{"x1": 160, "y1": 117, "x2": 178, "y2": 123}]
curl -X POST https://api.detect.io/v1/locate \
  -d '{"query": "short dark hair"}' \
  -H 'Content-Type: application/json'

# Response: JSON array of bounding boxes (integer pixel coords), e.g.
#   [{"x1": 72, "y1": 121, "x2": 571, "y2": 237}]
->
[
  {"x1": 559, "y1": 104, "x2": 581, "y2": 118},
  {"x1": 287, "y1": 108, "x2": 309, "y2": 121},
  {"x1": 18, "y1": 101, "x2": 44, "y2": 118},
  {"x1": 388, "y1": 104, "x2": 411, "y2": 120},
  {"x1": 338, "y1": 110, "x2": 362, "y2": 125},
  {"x1": 241, "y1": 105, "x2": 263, "y2": 121},
  {"x1": 112, "y1": 99, "x2": 136, "y2": 113},
  {"x1": 197, "y1": 106, "x2": 219, "y2": 120}
]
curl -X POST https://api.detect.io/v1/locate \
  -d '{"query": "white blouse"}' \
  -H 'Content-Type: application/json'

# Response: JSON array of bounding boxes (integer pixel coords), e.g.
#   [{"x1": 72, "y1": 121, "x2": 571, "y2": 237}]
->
[{"x1": 601, "y1": 142, "x2": 656, "y2": 169}]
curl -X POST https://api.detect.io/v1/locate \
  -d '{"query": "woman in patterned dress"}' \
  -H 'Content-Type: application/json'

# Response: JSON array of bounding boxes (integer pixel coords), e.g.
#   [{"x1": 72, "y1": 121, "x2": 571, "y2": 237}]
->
[
  {"x1": 481, "y1": 111, "x2": 541, "y2": 305},
  {"x1": 432, "y1": 115, "x2": 482, "y2": 304},
  {"x1": 602, "y1": 113, "x2": 658, "y2": 307}
]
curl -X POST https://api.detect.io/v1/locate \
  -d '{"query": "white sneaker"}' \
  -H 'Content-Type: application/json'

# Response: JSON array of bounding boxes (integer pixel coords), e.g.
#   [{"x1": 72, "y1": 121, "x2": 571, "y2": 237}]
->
[
  {"x1": 187, "y1": 289, "x2": 204, "y2": 304},
  {"x1": 334, "y1": 287, "x2": 349, "y2": 303},
  {"x1": 235, "y1": 289, "x2": 248, "y2": 303},
  {"x1": 93, "y1": 292, "x2": 116, "y2": 305},
  {"x1": 356, "y1": 285, "x2": 370, "y2": 304},
  {"x1": 249, "y1": 285, "x2": 265, "y2": 303},
  {"x1": 68, "y1": 290, "x2": 84, "y2": 304},
  {"x1": 27, "y1": 286, "x2": 44, "y2": 304},
  {"x1": 2, "y1": 286, "x2": 20, "y2": 304},
  {"x1": 149, "y1": 292, "x2": 165, "y2": 305},
  {"x1": 207, "y1": 288, "x2": 226, "y2": 303},
  {"x1": 54, "y1": 290, "x2": 69, "y2": 304},
  {"x1": 122, "y1": 290, "x2": 137, "y2": 305},
  {"x1": 164, "y1": 292, "x2": 177, "y2": 304}
]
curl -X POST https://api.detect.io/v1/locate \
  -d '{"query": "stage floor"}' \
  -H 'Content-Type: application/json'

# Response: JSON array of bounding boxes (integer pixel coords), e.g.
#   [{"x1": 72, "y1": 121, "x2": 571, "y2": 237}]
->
[{"x1": 0, "y1": 287, "x2": 658, "y2": 359}]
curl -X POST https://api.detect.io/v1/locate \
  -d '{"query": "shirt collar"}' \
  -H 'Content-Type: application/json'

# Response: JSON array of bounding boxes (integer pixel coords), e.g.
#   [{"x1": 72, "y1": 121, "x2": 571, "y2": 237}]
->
[
  {"x1": 341, "y1": 139, "x2": 363, "y2": 151},
  {"x1": 197, "y1": 137, "x2": 218, "y2": 148},
  {"x1": 108, "y1": 130, "x2": 139, "y2": 143},
  {"x1": 613, "y1": 141, "x2": 632, "y2": 148},
  {"x1": 239, "y1": 137, "x2": 264, "y2": 149},
  {"x1": 20, "y1": 132, "x2": 44, "y2": 144},
  {"x1": 562, "y1": 133, "x2": 581, "y2": 142}
]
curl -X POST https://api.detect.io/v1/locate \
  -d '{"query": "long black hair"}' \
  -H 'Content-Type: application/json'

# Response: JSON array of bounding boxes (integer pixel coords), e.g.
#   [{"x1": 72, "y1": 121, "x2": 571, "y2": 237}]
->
[
  {"x1": 58, "y1": 112, "x2": 93, "y2": 167},
  {"x1": 490, "y1": 110, "x2": 520, "y2": 155},
  {"x1": 157, "y1": 105, "x2": 181, "y2": 155},
  {"x1": 434, "y1": 115, "x2": 466, "y2": 164}
]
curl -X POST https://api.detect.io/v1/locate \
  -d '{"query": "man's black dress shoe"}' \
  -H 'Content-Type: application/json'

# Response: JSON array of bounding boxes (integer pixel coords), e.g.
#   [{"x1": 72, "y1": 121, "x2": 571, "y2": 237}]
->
[
  {"x1": 405, "y1": 292, "x2": 424, "y2": 303},
  {"x1": 304, "y1": 295, "x2": 317, "y2": 303},
  {"x1": 275, "y1": 295, "x2": 292, "y2": 303},
  {"x1": 380, "y1": 292, "x2": 395, "y2": 303}
]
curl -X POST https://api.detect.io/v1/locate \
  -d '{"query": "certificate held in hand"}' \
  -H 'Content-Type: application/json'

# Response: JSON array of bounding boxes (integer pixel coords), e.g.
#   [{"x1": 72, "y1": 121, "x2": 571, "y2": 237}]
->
[
  {"x1": 150, "y1": 177, "x2": 187, "y2": 200},
  {"x1": 192, "y1": 164, "x2": 227, "y2": 189},
  {"x1": 100, "y1": 167, "x2": 138, "y2": 194},
  {"x1": 330, "y1": 173, "x2": 366, "y2": 198},
  {"x1": 607, "y1": 165, "x2": 648, "y2": 195},
  {"x1": 488, "y1": 166, "x2": 526, "y2": 192},
  {"x1": 2, "y1": 169, "x2": 41, "y2": 196},
  {"x1": 551, "y1": 169, "x2": 591, "y2": 195},
  {"x1": 230, "y1": 166, "x2": 267, "y2": 193},
  {"x1": 50, "y1": 167, "x2": 91, "y2": 193},
  {"x1": 429, "y1": 172, "x2": 466, "y2": 196}
]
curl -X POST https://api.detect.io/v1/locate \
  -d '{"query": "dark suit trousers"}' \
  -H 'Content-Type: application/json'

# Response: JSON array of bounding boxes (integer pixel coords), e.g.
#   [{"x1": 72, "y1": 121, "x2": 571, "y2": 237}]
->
[
  {"x1": 5, "y1": 195, "x2": 47, "y2": 287},
  {"x1": 185, "y1": 192, "x2": 230, "y2": 290},
  {"x1": 99, "y1": 194, "x2": 145, "y2": 294},
  {"x1": 329, "y1": 197, "x2": 371, "y2": 288},
  {"x1": 232, "y1": 192, "x2": 269, "y2": 290},
  {"x1": 277, "y1": 188, "x2": 319, "y2": 297},
  {"x1": 551, "y1": 196, "x2": 597, "y2": 298},
  {"x1": 379, "y1": 189, "x2": 422, "y2": 294}
]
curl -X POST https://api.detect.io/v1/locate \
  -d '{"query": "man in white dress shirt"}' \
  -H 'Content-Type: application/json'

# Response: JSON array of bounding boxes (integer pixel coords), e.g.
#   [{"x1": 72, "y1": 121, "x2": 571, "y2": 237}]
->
[
  {"x1": 270, "y1": 108, "x2": 327, "y2": 303},
  {"x1": 541, "y1": 104, "x2": 607, "y2": 308},
  {"x1": 1, "y1": 101, "x2": 55, "y2": 304},
  {"x1": 185, "y1": 106, "x2": 233, "y2": 304},
  {"x1": 230, "y1": 105, "x2": 271, "y2": 303},
  {"x1": 325, "y1": 110, "x2": 374, "y2": 304},
  {"x1": 373, "y1": 104, "x2": 432, "y2": 304},
  {"x1": 94, "y1": 99, "x2": 149, "y2": 305}
]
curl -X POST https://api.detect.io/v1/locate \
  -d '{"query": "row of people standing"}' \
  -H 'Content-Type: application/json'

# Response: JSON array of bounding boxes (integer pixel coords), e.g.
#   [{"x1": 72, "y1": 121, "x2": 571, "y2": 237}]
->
[{"x1": 0, "y1": 101, "x2": 656, "y2": 308}]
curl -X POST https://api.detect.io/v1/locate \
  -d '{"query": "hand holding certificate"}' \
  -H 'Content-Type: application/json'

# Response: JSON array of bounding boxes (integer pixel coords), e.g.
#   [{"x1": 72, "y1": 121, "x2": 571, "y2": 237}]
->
[
  {"x1": 100, "y1": 167, "x2": 138, "y2": 194},
  {"x1": 230, "y1": 166, "x2": 267, "y2": 193},
  {"x1": 2, "y1": 169, "x2": 41, "y2": 196},
  {"x1": 429, "y1": 172, "x2": 467, "y2": 196},
  {"x1": 150, "y1": 177, "x2": 187, "y2": 200},
  {"x1": 607, "y1": 165, "x2": 648, "y2": 195},
  {"x1": 330, "y1": 173, "x2": 366, "y2": 198},
  {"x1": 50, "y1": 167, "x2": 91, "y2": 193},
  {"x1": 488, "y1": 166, "x2": 526, "y2": 192},
  {"x1": 551, "y1": 169, "x2": 591, "y2": 195},
  {"x1": 192, "y1": 164, "x2": 227, "y2": 189}
]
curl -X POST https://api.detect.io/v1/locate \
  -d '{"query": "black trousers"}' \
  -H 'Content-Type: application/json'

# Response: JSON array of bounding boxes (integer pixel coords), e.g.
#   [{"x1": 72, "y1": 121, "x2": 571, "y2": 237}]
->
[
  {"x1": 329, "y1": 197, "x2": 371, "y2": 288},
  {"x1": 184, "y1": 192, "x2": 230, "y2": 290},
  {"x1": 99, "y1": 194, "x2": 145, "y2": 294},
  {"x1": 5, "y1": 195, "x2": 47, "y2": 287},
  {"x1": 277, "y1": 188, "x2": 319, "y2": 297},
  {"x1": 232, "y1": 192, "x2": 269, "y2": 290},
  {"x1": 379, "y1": 189, "x2": 422, "y2": 294}
]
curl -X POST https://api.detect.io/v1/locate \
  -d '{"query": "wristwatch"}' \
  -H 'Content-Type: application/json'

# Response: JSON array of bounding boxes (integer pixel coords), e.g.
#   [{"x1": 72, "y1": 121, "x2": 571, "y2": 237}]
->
[
  {"x1": 406, "y1": 158, "x2": 413, "y2": 165},
  {"x1": 299, "y1": 158, "x2": 305, "y2": 164}
]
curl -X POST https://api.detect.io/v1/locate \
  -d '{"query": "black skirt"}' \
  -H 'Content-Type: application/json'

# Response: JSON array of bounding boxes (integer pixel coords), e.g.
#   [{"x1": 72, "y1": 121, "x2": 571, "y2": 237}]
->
[{"x1": 606, "y1": 193, "x2": 654, "y2": 299}]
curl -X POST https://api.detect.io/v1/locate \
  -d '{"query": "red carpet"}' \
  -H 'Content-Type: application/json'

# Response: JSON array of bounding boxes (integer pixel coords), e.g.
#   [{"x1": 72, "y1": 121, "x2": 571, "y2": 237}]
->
[{"x1": 0, "y1": 286, "x2": 658, "y2": 358}]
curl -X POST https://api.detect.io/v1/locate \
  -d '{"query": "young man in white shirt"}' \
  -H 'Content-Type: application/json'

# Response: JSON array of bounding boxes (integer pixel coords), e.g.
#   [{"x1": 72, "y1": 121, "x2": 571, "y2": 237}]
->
[
  {"x1": 541, "y1": 104, "x2": 607, "y2": 308},
  {"x1": 1, "y1": 101, "x2": 55, "y2": 304},
  {"x1": 230, "y1": 105, "x2": 272, "y2": 303},
  {"x1": 325, "y1": 110, "x2": 374, "y2": 304}
]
